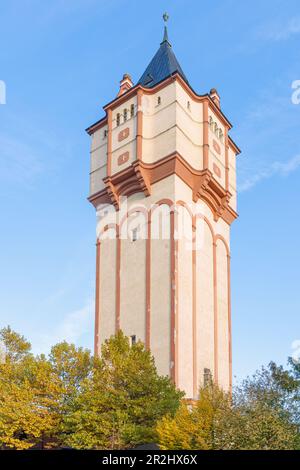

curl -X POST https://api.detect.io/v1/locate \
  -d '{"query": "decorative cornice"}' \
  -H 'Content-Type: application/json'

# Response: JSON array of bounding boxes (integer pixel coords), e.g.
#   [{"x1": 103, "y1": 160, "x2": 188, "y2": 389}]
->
[{"x1": 89, "y1": 153, "x2": 238, "y2": 225}]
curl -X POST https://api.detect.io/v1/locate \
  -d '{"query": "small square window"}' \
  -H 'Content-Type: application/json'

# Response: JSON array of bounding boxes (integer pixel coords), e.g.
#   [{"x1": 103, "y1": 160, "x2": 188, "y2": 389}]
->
[
  {"x1": 130, "y1": 335, "x2": 136, "y2": 346},
  {"x1": 131, "y1": 227, "x2": 139, "y2": 242},
  {"x1": 130, "y1": 104, "x2": 135, "y2": 118}
]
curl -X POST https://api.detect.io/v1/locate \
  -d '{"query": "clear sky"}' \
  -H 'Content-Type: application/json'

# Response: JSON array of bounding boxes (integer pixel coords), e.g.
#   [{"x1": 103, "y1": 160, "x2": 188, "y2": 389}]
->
[{"x1": 1, "y1": 0, "x2": 300, "y2": 381}]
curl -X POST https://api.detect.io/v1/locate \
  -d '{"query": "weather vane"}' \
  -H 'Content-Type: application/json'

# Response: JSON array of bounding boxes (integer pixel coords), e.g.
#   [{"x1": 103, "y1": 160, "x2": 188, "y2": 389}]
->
[{"x1": 163, "y1": 12, "x2": 169, "y2": 23}]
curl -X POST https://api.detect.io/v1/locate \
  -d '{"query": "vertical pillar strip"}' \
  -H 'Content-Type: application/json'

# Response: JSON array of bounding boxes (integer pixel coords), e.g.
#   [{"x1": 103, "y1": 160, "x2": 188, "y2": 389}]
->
[
  {"x1": 192, "y1": 219, "x2": 197, "y2": 398},
  {"x1": 136, "y1": 89, "x2": 143, "y2": 160},
  {"x1": 227, "y1": 253, "x2": 232, "y2": 392},
  {"x1": 106, "y1": 108, "x2": 113, "y2": 177},
  {"x1": 115, "y1": 230, "x2": 121, "y2": 332},
  {"x1": 170, "y1": 209, "x2": 178, "y2": 385},
  {"x1": 213, "y1": 240, "x2": 218, "y2": 384},
  {"x1": 145, "y1": 213, "x2": 151, "y2": 349},
  {"x1": 225, "y1": 127, "x2": 229, "y2": 192},
  {"x1": 94, "y1": 240, "x2": 101, "y2": 356},
  {"x1": 203, "y1": 100, "x2": 209, "y2": 169}
]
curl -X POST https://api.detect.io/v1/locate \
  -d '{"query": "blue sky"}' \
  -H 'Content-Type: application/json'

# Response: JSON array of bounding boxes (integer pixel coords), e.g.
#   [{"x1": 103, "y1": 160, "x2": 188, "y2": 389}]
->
[{"x1": 0, "y1": 0, "x2": 300, "y2": 381}]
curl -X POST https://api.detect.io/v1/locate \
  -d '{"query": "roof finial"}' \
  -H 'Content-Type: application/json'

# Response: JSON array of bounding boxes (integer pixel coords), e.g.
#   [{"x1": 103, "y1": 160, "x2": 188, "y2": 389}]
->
[
  {"x1": 163, "y1": 12, "x2": 169, "y2": 23},
  {"x1": 161, "y1": 12, "x2": 171, "y2": 46}
]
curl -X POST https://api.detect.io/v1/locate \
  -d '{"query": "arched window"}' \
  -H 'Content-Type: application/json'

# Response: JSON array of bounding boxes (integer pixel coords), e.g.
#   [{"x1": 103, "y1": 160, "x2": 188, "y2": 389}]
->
[
  {"x1": 103, "y1": 129, "x2": 108, "y2": 139},
  {"x1": 130, "y1": 104, "x2": 134, "y2": 118},
  {"x1": 116, "y1": 113, "x2": 120, "y2": 126},
  {"x1": 124, "y1": 109, "x2": 128, "y2": 122},
  {"x1": 157, "y1": 96, "x2": 161, "y2": 106}
]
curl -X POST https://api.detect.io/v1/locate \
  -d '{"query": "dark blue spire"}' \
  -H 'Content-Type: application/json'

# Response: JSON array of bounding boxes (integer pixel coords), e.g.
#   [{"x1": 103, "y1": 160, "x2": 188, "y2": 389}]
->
[{"x1": 137, "y1": 14, "x2": 189, "y2": 88}]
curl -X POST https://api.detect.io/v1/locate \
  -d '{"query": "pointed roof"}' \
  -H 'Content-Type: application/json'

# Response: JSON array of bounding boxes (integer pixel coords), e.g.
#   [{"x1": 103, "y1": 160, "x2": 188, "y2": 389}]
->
[{"x1": 137, "y1": 20, "x2": 189, "y2": 88}]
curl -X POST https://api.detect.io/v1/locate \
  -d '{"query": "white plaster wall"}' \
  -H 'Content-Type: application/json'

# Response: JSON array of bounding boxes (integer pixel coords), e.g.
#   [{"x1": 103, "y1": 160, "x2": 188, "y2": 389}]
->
[
  {"x1": 90, "y1": 164, "x2": 106, "y2": 195},
  {"x1": 112, "y1": 96, "x2": 137, "y2": 129},
  {"x1": 91, "y1": 126, "x2": 108, "y2": 154},
  {"x1": 111, "y1": 140, "x2": 137, "y2": 174},
  {"x1": 177, "y1": 209, "x2": 193, "y2": 398},
  {"x1": 90, "y1": 127, "x2": 108, "y2": 195},
  {"x1": 111, "y1": 96, "x2": 137, "y2": 174},
  {"x1": 150, "y1": 235, "x2": 171, "y2": 377},
  {"x1": 196, "y1": 218, "x2": 215, "y2": 387},
  {"x1": 209, "y1": 150, "x2": 226, "y2": 188},
  {"x1": 176, "y1": 126, "x2": 203, "y2": 171},
  {"x1": 175, "y1": 81, "x2": 203, "y2": 123},
  {"x1": 120, "y1": 233, "x2": 146, "y2": 343},
  {"x1": 175, "y1": 81, "x2": 203, "y2": 170},
  {"x1": 143, "y1": 126, "x2": 177, "y2": 164},
  {"x1": 142, "y1": 82, "x2": 176, "y2": 118},
  {"x1": 142, "y1": 81, "x2": 206, "y2": 170},
  {"x1": 122, "y1": 177, "x2": 176, "y2": 377},
  {"x1": 99, "y1": 236, "x2": 117, "y2": 344},
  {"x1": 196, "y1": 200, "x2": 230, "y2": 244}
]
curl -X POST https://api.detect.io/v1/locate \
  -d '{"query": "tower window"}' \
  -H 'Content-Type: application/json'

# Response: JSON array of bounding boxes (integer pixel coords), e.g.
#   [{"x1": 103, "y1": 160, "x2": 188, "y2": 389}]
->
[
  {"x1": 103, "y1": 129, "x2": 108, "y2": 139},
  {"x1": 130, "y1": 104, "x2": 135, "y2": 118},
  {"x1": 157, "y1": 96, "x2": 161, "y2": 106},
  {"x1": 116, "y1": 113, "x2": 121, "y2": 126},
  {"x1": 124, "y1": 109, "x2": 128, "y2": 122},
  {"x1": 130, "y1": 335, "x2": 137, "y2": 346},
  {"x1": 131, "y1": 227, "x2": 139, "y2": 242},
  {"x1": 203, "y1": 368, "x2": 212, "y2": 387}
]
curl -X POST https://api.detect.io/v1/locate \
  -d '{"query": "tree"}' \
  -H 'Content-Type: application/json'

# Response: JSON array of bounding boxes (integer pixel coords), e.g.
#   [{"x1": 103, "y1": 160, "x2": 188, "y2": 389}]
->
[
  {"x1": 63, "y1": 331, "x2": 183, "y2": 449},
  {"x1": 0, "y1": 326, "x2": 31, "y2": 362},
  {"x1": 0, "y1": 328, "x2": 61, "y2": 449},
  {"x1": 49, "y1": 342, "x2": 93, "y2": 409},
  {"x1": 0, "y1": 329, "x2": 94, "y2": 450},
  {"x1": 228, "y1": 362, "x2": 300, "y2": 450},
  {"x1": 48, "y1": 342, "x2": 93, "y2": 446},
  {"x1": 157, "y1": 384, "x2": 232, "y2": 450},
  {"x1": 157, "y1": 365, "x2": 300, "y2": 450}
]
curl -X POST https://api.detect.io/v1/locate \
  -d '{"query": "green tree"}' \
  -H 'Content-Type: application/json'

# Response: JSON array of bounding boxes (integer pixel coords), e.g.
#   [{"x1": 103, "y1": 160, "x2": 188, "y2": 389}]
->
[
  {"x1": 157, "y1": 384, "x2": 232, "y2": 450},
  {"x1": 0, "y1": 326, "x2": 31, "y2": 362},
  {"x1": 157, "y1": 364, "x2": 300, "y2": 450},
  {"x1": 0, "y1": 328, "x2": 60, "y2": 449},
  {"x1": 63, "y1": 331, "x2": 183, "y2": 449},
  {"x1": 49, "y1": 342, "x2": 93, "y2": 408}
]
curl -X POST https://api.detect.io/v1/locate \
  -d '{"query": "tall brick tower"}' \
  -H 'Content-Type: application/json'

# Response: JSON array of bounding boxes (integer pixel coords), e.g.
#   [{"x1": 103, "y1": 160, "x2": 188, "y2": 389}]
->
[{"x1": 87, "y1": 16, "x2": 240, "y2": 398}]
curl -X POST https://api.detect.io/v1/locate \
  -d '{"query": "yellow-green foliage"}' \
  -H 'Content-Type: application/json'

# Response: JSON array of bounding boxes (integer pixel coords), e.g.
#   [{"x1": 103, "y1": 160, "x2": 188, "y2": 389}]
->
[
  {"x1": 157, "y1": 371, "x2": 300, "y2": 451},
  {"x1": 62, "y1": 331, "x2": 183, "y2": 449},
  {"x1": 157, "y1": 385, "x2": 231, "y2": 450}
]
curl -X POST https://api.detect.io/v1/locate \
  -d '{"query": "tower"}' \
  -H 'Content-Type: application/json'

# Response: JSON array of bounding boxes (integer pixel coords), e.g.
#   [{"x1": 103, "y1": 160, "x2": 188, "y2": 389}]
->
[{"x1": 87, "y1": 17, "x2": 240, "y2": 398}]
